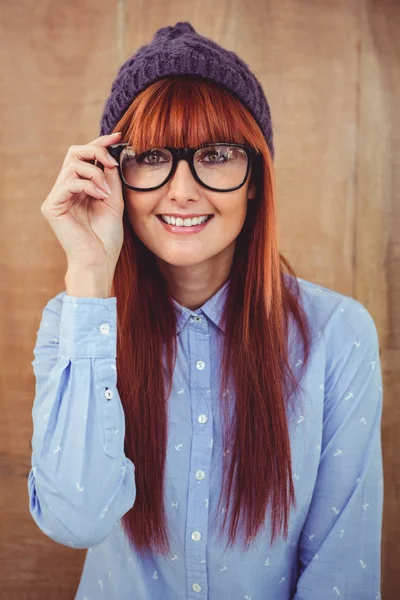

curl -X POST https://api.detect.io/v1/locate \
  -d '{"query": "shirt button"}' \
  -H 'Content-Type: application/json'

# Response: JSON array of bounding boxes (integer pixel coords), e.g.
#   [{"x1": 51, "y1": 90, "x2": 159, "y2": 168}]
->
[
  {"x1": 196, "y1": 360, "x2": 205, "y2": 371},
  {"x1": 99, "y1": 323, "x2": 110, "y2": 335},
  {"x1": 104, "y1": 389, "x2": 113, "y2": 400},
  {"x1": 198, "y1": 414, "x2": 208, "y2": 424},
  {"x1": 192, "y1": 583, "x2": 202, "y2": 593},
  {"x1": 193, "y1": 315, "x2": 202, "y2": 323},
  {"x1": 191, "y1": 531, "x2": 202, "y2": 541},
  {"x1": 196, "y1": 469, "x2": 205, "y2": 480}
]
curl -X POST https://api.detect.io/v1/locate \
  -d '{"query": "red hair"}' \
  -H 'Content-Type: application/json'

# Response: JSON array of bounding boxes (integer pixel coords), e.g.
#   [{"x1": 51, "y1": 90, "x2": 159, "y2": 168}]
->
[{"x1": 110, "y1": 75, "x2": 312, "y2": 557}]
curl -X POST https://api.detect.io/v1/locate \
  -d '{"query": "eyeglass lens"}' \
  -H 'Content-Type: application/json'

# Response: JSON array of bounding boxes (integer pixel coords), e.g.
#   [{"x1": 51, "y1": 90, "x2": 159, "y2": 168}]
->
[{"x1": 120, "y1": 145, "x2": 248, "y2": 190}]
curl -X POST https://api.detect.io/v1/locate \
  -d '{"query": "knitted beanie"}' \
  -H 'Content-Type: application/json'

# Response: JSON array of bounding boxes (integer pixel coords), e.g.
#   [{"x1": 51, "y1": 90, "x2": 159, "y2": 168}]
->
[{"x1": 99, "y1": 21, "x2": 274, "y2": 160}]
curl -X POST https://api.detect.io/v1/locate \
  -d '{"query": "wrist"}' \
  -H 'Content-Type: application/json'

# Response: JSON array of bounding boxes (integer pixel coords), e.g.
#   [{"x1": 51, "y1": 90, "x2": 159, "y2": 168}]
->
[{"x1": 65, "y1": 266, "x2": 113, "y2": 298}]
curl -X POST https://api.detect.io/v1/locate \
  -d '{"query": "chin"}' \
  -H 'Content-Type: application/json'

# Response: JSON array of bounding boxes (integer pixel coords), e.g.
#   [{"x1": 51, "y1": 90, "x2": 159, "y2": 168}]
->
[{"x1": 157, "y1": 251, "x2": 214, "y2": 268}]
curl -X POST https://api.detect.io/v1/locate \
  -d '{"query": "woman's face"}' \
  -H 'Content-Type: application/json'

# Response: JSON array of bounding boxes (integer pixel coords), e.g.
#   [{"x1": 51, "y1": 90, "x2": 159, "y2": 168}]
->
[{"x1": 124, "y1": 156, "x2": 256, "y2": 269}]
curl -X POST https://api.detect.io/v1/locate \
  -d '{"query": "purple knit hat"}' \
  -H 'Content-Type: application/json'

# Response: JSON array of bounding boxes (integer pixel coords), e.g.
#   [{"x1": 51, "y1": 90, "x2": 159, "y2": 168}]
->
[{"x1": 99, "y1": 21, "x2": 274, "y2": 159}]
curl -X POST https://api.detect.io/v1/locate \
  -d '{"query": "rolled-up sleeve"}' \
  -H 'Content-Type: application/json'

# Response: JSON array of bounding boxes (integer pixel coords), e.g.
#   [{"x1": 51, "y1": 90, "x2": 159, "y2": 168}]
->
[
  {"x1": 293, "y1": 298, "x2": 383, "y2": 600},
  {"x1": 28, "y1": 292, "x2": 136, "y2": 549}
]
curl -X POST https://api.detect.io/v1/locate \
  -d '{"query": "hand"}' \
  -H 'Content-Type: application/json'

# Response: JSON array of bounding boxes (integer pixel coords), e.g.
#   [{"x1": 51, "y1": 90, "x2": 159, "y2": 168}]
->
[{"x1": 40, "y1": 132, "x2": 125, "y2": 273}]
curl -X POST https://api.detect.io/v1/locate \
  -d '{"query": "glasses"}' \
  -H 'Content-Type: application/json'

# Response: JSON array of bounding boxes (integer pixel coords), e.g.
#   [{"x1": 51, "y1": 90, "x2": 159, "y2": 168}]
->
[{"x1": 107, "y1": 142, "x2": 260, "y2": 193}]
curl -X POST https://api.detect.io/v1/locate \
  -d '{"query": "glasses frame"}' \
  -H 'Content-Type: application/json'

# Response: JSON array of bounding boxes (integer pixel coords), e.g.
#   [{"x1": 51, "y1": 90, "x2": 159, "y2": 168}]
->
[{"x1": 107, "y1": 142, "x2": 261, "y2": 193}]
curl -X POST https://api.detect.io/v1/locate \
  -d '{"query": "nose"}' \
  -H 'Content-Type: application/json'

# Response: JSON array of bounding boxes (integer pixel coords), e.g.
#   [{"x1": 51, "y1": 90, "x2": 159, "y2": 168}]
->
[
  {"x1": 171, "y1": 158, "x2": 194, "y2": 182},
  {"x1": 167, "y1": 158, "x2": 199, "y2": 203}
]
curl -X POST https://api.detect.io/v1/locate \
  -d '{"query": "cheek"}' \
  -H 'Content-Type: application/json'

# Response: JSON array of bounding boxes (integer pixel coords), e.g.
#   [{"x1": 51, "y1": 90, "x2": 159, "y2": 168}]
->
[
  {"x1": 125, "y1": 204, "x2": 142, "y2": 227},
  {"x1": 124, "y1": 193, "x2": 157, "y2": 230},
  {"x1": 224, "y1": 198, "x2": 248, "y2": 228},
  {"x1": 223, "y1": 200, "x2": 249, "y2": 243}
]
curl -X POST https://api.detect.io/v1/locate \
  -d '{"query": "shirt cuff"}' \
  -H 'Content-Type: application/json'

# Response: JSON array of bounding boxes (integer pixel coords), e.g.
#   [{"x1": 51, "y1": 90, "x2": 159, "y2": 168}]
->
[{"x1": 58, "y1": 294, "x2": 117, "y2": 358}]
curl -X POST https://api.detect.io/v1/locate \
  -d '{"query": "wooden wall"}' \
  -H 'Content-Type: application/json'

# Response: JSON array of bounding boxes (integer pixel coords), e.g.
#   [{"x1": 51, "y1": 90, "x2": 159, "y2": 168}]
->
[{"x1": 0, "y1": 1, "x2": 398, "y2": 598}]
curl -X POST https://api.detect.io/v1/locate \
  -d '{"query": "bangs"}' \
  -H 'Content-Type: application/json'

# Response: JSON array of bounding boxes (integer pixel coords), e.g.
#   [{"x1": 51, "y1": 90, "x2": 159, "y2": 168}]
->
[{"x1": 122, "y1": 75, "x2": 261, "y2": 154}]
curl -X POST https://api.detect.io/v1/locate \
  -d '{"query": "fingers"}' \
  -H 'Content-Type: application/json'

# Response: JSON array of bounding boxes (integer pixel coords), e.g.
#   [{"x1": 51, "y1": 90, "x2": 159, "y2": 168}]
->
[
  {"x1": 64, "y1": 144, "x2": 120, "y2": 170},
  {"x1": 88, "y1": 131, "x2": 122, "y2": 146},
  {"x1": 103, "y1": 165, "x2": 124, "y2": 207},
  {"x1": 65, "y1": 178, "x2": 111, "y2": 200},
  {"x1": 69, "y1": 159, "x2": 112, "y2": 195},
  {"x1": 54, "y1": 132, "x2": 125, "y2": 206}
]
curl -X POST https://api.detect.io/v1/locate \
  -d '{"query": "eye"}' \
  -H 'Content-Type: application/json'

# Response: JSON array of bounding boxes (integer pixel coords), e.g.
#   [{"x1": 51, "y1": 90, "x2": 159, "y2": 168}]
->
[
  {"x1": 198, "y1": 149, "x2": 226, "y2": 163},
  {"x1": 205, "y1": 150, "x2": 222, "y2": 162},
  {"x1": 138, "y1": 149, "x2": 170, "y2": 165},
  {"x1": 197, "y1": 146, "x2": 244, "y2": 164}
]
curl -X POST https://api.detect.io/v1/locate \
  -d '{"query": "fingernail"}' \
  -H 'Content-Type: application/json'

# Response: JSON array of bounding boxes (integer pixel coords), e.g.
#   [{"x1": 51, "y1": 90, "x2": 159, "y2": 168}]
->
[
  {"x1": 103, "y1": 180, "x2": 112, "y2": 194},
  {"x1": 95, "y1": 186, "x2": 109, "y2": 197},
  {"x1": 112, "y1": 132, "x2": 122, "y2": 136},
  {"x1": 108, "y1": 154, "x2": 119, "y2": 166}
]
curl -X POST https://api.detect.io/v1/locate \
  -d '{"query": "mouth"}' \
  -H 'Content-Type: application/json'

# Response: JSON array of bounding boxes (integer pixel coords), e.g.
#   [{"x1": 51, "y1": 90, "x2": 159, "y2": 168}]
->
[{"x1": 156, "y1": 214, "x2": 214, "y2": 234}]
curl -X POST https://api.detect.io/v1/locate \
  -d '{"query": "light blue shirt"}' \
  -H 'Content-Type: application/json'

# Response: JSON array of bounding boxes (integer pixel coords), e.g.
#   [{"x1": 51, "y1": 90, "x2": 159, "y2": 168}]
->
[{"x1": 28, "y1": 276, "x2": 383, "y2": 599}]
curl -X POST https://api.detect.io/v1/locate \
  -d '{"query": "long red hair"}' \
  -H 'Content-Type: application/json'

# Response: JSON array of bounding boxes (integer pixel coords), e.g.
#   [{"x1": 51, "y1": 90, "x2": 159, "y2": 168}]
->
[{"x1": 109, "y1": 75, "x2": 312, "y2": 557}]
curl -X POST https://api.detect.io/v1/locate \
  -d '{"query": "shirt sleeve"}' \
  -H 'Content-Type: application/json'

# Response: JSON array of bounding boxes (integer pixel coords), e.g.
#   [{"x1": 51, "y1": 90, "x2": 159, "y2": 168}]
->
[
  {"x1": 293, "y1": 297, "x2": 384, "y2": 600},
  {"x1": 28, "y1": 292, "x2": 136, "y2": 549}
]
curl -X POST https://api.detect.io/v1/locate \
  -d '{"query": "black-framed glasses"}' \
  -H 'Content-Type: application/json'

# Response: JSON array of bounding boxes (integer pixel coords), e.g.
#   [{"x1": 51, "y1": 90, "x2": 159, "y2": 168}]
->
[{"x1": 107, "y1": 142, "x2": 260, "y2": 193}]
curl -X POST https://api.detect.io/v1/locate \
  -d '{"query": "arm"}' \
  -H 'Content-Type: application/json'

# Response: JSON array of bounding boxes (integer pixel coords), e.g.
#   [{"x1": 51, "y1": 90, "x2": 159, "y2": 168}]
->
[
  {"x1": 28, "y1": 292, "x2": 136, "y2": 548},
  {"x1": 293, "y1": 298, "x2": 383, "y2": 600}
]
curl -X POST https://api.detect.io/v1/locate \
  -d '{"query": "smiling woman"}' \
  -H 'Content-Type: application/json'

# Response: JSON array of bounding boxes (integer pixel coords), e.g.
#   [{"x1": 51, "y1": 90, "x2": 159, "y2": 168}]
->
[
  {"x1": 29, "y1": 20, "x2": 383, "y2": 600},
  {"x1": 108, "y1": 70, "x2": 312, "y2": 551}
]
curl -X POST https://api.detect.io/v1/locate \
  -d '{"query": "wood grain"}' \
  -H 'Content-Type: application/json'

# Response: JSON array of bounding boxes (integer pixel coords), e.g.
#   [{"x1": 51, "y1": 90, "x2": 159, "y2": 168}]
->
[
  {"x1": 0, "y1": 1, "x2": 397, "y2": 598},
  {"x1": 0, "y1": 1, "x2": 119, "y2": 598},
  {"x1": 355, "y1": 3, "x2": 400, "y2": 599}
]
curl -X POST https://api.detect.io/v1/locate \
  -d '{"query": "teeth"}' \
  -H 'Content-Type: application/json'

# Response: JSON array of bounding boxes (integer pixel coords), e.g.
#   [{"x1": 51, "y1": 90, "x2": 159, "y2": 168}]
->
[{"x1": 161, "y1": 215, "x2": 210, "y2": 227}]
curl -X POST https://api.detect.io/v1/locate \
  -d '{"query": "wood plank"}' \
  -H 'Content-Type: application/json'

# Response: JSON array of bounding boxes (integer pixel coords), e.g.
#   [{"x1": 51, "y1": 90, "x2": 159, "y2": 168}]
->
[
  {"x1": 1, "y1": 1, "x2": 398, "y2": 598},
  {"x1": 0, "y1": 1, "x2": 120, "y2": 598},
  {"x1": 356, "y1": 2, "x2": 400, "y2": 598}
]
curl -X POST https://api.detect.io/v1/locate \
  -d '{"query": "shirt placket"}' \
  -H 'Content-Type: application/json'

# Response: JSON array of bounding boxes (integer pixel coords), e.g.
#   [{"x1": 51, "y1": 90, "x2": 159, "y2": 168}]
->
[{"x1": 185, "y1": 312, "x2": 212, "y2": 598}]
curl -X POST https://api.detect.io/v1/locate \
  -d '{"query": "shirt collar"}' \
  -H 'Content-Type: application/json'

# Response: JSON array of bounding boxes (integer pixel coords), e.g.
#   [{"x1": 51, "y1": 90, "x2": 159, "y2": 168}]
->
[{"x1": 172, "y1": 279, "x2": 230, "y2": 335}]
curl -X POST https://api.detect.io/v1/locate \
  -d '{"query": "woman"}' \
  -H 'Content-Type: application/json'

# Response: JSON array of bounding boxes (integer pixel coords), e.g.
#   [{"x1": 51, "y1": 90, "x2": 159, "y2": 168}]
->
[{"x1": 29, "y1": 21, "x2": 383, "y2": 600}]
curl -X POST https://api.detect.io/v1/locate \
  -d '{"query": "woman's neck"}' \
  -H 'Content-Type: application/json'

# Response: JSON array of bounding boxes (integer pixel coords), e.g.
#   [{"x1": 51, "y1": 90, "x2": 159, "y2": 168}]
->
[{"x1": 156, "y1": 247, "x2": 233, "y2": 310}]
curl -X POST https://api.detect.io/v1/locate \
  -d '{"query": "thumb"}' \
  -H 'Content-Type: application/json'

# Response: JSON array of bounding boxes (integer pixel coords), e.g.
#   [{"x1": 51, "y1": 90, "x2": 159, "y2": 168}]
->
[{"x1": 104, "y1": 166, "x2": 124, "y2": 212}]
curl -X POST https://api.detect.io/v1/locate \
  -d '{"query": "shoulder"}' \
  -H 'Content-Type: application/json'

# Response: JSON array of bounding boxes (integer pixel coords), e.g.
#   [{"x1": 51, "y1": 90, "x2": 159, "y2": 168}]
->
[{"x1": 283, "y1": 273, "x2": 380, "y2": 357}]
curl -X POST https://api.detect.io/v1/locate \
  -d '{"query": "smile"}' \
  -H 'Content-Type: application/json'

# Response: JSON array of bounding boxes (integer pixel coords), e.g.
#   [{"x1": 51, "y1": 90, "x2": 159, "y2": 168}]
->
[{"x1": 156, "y1": 214, "x2": 214, "y2": 234}]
